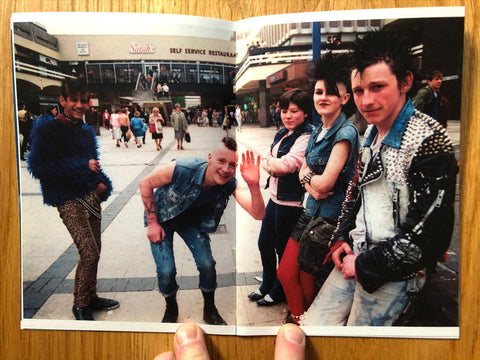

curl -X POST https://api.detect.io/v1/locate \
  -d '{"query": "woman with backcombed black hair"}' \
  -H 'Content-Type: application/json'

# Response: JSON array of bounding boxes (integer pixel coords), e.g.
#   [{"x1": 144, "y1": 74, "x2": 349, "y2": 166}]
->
[{"x1": 276, "y1": 52, "x2": 360, "y2": 324}]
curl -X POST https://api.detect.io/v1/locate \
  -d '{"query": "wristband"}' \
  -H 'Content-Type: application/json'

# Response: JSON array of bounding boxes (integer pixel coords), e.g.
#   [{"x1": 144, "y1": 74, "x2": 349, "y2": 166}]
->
[
  {"x1": 303, "y1": 171, "x2": 314, "y2": 184},
  {"x1": 301, "y1": 171, "x2": 314, "y2": 187}
]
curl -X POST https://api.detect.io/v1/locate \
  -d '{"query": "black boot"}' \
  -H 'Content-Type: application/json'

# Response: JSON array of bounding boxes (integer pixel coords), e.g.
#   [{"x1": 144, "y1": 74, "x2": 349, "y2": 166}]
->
[
  {"x1": 72, "y1": 306, "x2": 94, "y2": 320},
  {"x1": 162, "y1": 293, "x2": 179, "y2": 323},
  {"x1": 202, "y1": 291, "x2": 227, "y2": 325},
  {"x1": 88, "y1": 296, "x2": 120, "y2": 311}
]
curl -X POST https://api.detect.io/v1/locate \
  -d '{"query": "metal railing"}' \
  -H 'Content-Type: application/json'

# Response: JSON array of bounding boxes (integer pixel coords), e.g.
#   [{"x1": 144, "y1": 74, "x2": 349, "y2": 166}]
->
[
  {"x1": 235, "y1": 50, "x2": 313, "y2": 82},
  {"x1": 234, "y1": 48, "x2": 352, "y2": 84},
  {"x1": 15, "y1": 60, "x2": 76, "y2": 80}
]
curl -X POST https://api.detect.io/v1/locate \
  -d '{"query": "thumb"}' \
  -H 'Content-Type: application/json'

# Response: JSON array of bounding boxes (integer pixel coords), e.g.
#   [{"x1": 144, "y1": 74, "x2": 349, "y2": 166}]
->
[
  {"x1": 173, "y1": 323, "x2": 210, "y2": 360},
  {"x1": 275, "y1": 324, "x2": 306, "y2": 360},
  {"x1": 154, "y1": 351, "x2": 175, "y2": 360}
]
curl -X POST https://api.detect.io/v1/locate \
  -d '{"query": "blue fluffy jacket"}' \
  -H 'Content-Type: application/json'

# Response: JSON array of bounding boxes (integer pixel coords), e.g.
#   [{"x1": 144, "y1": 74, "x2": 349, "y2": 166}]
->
[{"x1": 27, "y1": 116, "x2": 112, "y2": 206}]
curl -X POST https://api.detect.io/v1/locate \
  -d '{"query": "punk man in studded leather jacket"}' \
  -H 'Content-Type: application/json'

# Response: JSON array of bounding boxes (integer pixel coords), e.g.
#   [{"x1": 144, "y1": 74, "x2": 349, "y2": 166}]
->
[{"x1": 302, "y1": 30, "x2": 458, "y2": 326}]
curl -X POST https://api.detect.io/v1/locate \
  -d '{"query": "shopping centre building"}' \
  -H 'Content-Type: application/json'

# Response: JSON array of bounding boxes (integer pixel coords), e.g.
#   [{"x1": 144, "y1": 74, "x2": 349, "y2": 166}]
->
[
  {"x1": 13, "y1": 14, "x2": 464, "y2": 127},
  {"x1": 13, "y1": 16, "x2": 237, "y2": 119}
]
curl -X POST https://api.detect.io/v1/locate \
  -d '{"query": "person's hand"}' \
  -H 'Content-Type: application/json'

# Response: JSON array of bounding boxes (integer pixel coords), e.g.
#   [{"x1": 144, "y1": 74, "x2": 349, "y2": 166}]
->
[
  {"x1": 298, "y1": 165, "x2": 312, "y2": 180},
  {"x1": 89, "y1": 159, "x2": 100, "y2": 173},
  {"x1": 147, "y1": 222, "x2": 166, "y2": 243},
  {"x1": 332, "y1": 242, "x2": 353, "y2": 269},
  {"x1": 341, "y1": 254, "x2": 358, "y2": 280},
  {"x1": 154, "y1": 323, "x2": 305, "y2": 360},
  {"x1": 304, "y1": 183, "x2": 333, "y2": 200},
  {"x1": 240, "y1": 150, "x2": 261, "y2": 186},
  {"x1": 95, "y1": 182, "x2": 107, "y2": 195}
]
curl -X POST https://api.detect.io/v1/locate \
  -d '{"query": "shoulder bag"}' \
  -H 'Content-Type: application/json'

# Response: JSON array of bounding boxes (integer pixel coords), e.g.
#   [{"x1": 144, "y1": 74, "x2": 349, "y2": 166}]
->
[{"x1": 297, "y1": 216, "x2": 336, "y2": 284}]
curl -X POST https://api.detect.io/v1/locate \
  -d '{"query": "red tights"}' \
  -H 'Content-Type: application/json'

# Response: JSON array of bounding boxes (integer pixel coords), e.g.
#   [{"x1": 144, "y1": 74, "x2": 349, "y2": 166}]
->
[{"x1": 277, "y1": 237, "x2": 317, "y2": 318}]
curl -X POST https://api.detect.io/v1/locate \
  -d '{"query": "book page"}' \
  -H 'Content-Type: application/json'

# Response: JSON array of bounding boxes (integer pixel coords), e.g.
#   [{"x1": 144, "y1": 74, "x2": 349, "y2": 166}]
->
[{"x1": 13, "y1": 7, "x2": 463, "y2": 338}]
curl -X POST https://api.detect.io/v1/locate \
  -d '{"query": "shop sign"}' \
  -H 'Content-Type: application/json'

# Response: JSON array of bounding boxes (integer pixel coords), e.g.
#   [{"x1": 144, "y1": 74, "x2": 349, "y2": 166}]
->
[
  {"x1": 267, "y1": 70, "x2": 287, "y2": 85},
  {"x1": 76, "y1": 41, "x2": 89, "y2": 56},
  {"x1": 129, "y1": 43, "x2": 156, "y2": 54}
]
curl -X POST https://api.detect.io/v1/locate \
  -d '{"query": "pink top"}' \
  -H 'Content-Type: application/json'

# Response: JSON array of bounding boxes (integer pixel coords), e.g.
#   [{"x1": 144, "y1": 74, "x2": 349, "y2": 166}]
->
[
  {"x1": 262, "y1": 131, "x2": 310, "y2": 207},
  {"x1": 110, "y1": 113, "x2": 120, "y2": 127}
]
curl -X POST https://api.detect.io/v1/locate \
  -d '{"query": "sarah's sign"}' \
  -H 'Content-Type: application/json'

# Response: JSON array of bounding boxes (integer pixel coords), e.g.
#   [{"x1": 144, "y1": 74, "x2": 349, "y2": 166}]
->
[{"x1": 129, "y1": 43, "x2": 156, "y2": 54}]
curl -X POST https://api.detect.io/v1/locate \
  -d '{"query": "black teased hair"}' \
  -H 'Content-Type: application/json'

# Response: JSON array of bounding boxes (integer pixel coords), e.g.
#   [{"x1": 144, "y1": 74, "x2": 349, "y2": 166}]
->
[
  {"x1": 60, "y1": 78, "x2": 89, "y2": 99},
  {"x1": 312, "y1": 51, "x2": 351, "y2": 97},
  {"x1": 278, "y1": 88, "x2": 313, "y2": 123}
]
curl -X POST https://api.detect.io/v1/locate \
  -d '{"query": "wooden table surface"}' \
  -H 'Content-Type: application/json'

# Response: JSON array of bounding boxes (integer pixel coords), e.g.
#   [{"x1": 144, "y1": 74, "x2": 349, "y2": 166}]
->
[{"x1": 1, "y1": 0, "x2": 477, "y2": 359}]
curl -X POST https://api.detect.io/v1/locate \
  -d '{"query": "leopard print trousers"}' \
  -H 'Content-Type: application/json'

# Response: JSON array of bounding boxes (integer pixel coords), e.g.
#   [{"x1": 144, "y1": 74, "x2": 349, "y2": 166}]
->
[{"x1": 57, "y1": 192, "x2": 102, "y2": 307}]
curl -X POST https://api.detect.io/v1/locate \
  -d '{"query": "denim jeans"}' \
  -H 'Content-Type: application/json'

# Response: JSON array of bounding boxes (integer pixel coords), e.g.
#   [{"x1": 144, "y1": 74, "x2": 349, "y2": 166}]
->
[
  {"x1": 150, "y1": 220, "x2": 217, "y2": 297},
  {"x1": 257, "y1": 200, "x2": 303, "y2": 301},
  {"x1": 302, "y1": 268, "x2": 425, "y2": 326}
]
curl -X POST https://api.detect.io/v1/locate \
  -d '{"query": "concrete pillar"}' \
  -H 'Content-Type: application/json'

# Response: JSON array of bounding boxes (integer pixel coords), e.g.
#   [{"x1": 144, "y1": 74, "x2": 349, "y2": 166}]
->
[{"x1": 258, "y1": 80, "x2": 269, "y2": 127}]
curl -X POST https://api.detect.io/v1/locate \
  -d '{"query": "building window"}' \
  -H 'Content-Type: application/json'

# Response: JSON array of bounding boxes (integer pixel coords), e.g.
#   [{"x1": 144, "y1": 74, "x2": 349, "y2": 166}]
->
[
  {"x1": 185, "y1": 64, "x2": 198, "y2": 83},
  {"x1": 14, "y1": 23, "x2": 34, "y2": 41},
  {"x1": 199, "y1": 64, "x2": 212, "y2": 83},
  {"x1": 101, "y1": 64, "x2": 115, "y2": 84},
  {"x1": 129, "y1": 63, "x2": 143, "y2": 84},
  {"x1": 115, "y1": 63, "x2": 130, "y2": 83},
  {"x1": 171, "y1": 64, "x2": 185, "y2": 83},
  {"x1": 357, "y1": 19, "x2": 367, "y2": 27},
  {"x1": 86, "y1": 64, "x2": 100, "y2": 83}
]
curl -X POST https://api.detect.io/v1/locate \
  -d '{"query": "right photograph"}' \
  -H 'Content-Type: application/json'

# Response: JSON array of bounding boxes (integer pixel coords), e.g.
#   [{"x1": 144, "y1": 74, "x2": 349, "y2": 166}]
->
[{"x1": 234, "y1": 9, "x2": 463, "y2": 338}]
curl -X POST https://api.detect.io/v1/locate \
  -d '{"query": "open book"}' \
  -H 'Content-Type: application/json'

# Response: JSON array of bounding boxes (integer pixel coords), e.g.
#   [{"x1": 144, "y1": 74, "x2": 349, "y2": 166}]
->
[{"x1": 12, "y1": 7, "x2": 463, "y2": 338}]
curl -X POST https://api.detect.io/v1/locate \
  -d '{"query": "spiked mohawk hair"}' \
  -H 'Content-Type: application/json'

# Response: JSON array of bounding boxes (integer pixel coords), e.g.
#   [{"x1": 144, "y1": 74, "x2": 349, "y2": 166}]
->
[{"x1": 350, "y1": 29, "x2": 416, "y2": 88}]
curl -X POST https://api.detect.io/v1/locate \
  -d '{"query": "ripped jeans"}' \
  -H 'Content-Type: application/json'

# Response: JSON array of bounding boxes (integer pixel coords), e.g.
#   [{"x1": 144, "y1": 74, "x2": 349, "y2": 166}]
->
[
  {"x1": 150, "y1": 220, "x2": 217, "y2": 297},
  {"x1": 302, "y1": 268, "x2": 425, "y2": 326}
]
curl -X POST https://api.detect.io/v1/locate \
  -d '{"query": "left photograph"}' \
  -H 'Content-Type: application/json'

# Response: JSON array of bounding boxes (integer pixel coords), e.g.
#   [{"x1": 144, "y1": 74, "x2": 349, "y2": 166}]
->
[{"x1": 14, "y1": 12, "x2": 241, "y2": 334}]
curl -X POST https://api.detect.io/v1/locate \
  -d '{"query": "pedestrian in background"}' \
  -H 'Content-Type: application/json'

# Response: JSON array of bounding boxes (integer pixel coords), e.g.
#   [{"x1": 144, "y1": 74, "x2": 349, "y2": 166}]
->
[
  {"x1": 18, "y1": 103, "x2": 32, "y2": 161},
  {"x1": 171, "y1": 103, "x2": 188, "y2": 150},
  {"x1": 102, "y1": 109, "x2": 110, "y2": 129},
  {"x1": 149, "y1": 107, "x2": 164, "y2": 151},
  {"x1": 131, "y1": 110, "x2": 145, "y2": 148},
  {"x1": 235, "y1": 104, "x2": 242, "y2": 132},
  {"x1": 222, "y1": 105, "x2": 232, "y2": 137},
  {"x1": 412, "y1": 70, "x2": 444, "y2": 124},
  {"x1": 110, "y1": 110, "x2": 121, "y2": 147}
]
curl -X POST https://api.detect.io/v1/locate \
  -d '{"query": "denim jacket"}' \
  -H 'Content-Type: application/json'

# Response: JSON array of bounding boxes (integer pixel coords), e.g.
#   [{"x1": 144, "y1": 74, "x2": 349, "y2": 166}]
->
[
  {"x1": 152, "y1": 157, "x2": 237, "y2": 233},
  {"x1": 270, "y1": 121, "x2": 314, "y2": 201},
  {"x1": 304, "y1": 112, "x2": 360, "y2": 219}
]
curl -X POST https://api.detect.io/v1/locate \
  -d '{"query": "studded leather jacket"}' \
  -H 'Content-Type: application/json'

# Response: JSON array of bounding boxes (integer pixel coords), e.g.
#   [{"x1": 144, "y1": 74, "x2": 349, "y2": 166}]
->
[{"x1": 331, "y1": 100, "x2": 458, "y2": 293}]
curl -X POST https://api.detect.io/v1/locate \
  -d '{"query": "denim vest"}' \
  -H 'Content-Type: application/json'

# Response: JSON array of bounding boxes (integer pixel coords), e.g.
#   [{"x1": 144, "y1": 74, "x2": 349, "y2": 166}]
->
[
  {"x1": 304, "y1": 112, "x2": 360, "y2": 219},
  {"x1": 270, "y1": 121, "x2": 314, "y2": 201},
  {"x1": 151, "y1": 158, "x2": 237, "y2": 233}
]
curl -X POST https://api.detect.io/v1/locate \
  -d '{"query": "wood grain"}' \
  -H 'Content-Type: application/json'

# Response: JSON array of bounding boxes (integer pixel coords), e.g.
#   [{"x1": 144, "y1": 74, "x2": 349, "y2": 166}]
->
[{"x1": 1, "y1": 0, "x2": 477, "y2": 359}]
